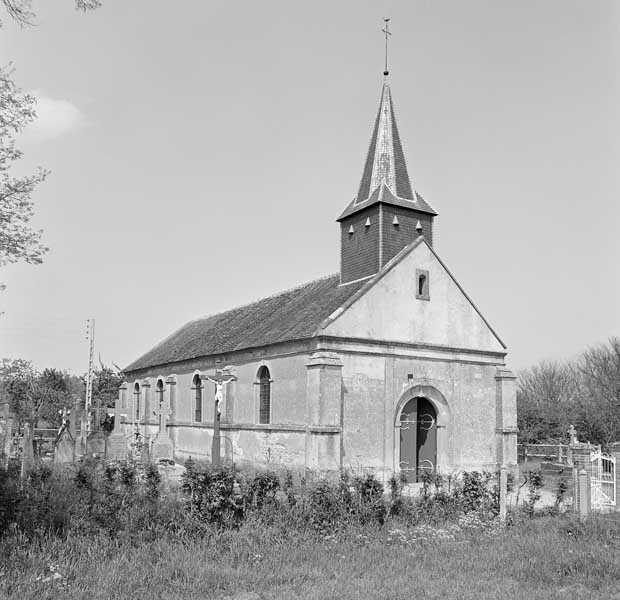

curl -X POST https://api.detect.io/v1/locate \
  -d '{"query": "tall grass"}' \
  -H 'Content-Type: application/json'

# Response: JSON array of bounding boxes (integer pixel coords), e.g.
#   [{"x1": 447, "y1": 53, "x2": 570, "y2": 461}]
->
[{"x1": 1, "y1": 462, "x2": 619, "y2": 599}]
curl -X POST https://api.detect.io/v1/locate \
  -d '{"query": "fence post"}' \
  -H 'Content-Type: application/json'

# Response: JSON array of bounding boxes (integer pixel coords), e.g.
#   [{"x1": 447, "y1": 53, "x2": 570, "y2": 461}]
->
[
  {"x1": 558, "y1": 444, "x2": 563, "y2": 464},
  {"x1": 578, "y1": 469, "x2": 590, "y2": 521},
  {"x1": 499, "y1": 464, "x2": 508, "y2": 523}
]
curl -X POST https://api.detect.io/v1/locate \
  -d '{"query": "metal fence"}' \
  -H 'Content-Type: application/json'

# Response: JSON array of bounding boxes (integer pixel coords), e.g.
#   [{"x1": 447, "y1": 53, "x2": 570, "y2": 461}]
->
[{"x1": 518, "y1": 443, "x2": 570, "y2": 464}]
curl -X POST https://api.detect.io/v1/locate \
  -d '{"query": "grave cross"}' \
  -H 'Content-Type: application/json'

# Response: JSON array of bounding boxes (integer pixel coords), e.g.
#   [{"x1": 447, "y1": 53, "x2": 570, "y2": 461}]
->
[
  {"x1": 568, "y1": 425, "x2": 578, "y2": 445},
  {"x1": 153, "y1": 403, "x2": 172, "y2": 434}
]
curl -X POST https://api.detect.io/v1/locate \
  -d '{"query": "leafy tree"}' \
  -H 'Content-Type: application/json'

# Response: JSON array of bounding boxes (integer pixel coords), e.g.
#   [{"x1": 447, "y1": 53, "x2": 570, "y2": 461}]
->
[
  {"x1": 92, "y1": 363, "x2": 123, "y2": 410},
  {"x1": 0, "y1": 359, "x2": 81, "y2": 426},
  {"x1": 0, "y1": 68, "x2": 48, "y2": 275},
  {"x1": 90, "y1": 363, "x2": 123, "y2": 431},
  {"x1": 36, "y1": 367, "x2": 82, "y2": 426},
  {"x1": 0, "y1": 0, "x2": 102, "y2": 285}
]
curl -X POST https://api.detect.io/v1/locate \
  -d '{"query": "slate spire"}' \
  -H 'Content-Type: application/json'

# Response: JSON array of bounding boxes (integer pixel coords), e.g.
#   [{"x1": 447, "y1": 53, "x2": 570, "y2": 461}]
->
[{"x1": 355, "y1": 82, "x2": 414, "y2": 204}]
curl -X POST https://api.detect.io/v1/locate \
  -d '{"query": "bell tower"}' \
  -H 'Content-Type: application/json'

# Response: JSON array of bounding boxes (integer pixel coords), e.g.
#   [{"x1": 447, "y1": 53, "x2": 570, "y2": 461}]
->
[{"x1": 338, "y1": 25, "x2": 437, "y2": 284}]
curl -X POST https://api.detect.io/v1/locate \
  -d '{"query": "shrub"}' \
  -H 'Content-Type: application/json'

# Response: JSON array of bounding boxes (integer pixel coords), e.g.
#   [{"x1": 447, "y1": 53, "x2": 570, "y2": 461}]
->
[
  {"x1": 248, "y1": 471, "x2": 279, "y2": 508},
  {"x1": 181, "y1": 465, "x2": 245, "y2": 528}
]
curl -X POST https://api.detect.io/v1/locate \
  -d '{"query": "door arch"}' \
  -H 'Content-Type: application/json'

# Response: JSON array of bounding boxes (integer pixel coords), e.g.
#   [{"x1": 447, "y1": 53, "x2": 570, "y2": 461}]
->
[
  {"x1": 399, "y1": 397, "x2": 437, "y2": 483},
  {"x1": 394, "y1": 384, "x2": 451, "y2": 482}
]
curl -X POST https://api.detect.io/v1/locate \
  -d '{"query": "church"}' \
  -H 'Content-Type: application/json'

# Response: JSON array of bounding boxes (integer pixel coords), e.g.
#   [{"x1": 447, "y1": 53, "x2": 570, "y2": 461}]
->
[{"x1": 119, "y1": 67, "x2": 517, "y2": 483}]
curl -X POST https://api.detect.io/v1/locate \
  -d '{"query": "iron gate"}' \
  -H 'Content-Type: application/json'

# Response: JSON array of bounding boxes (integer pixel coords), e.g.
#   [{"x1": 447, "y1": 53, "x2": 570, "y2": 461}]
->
[{"x1": 590, "y1": 450, "x2": 616, "y2": 508}]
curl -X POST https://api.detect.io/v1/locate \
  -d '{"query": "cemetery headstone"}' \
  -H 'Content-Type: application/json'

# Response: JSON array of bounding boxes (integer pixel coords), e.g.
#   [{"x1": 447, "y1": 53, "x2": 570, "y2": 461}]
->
[
  {"x1": 75, "y1": 404, "x2": 88, "y2": 459},
  {"x1": 21, "y1": 422, "x2": 35, "y2": 475},
  {"x1": 86, "y1": 430, "x2": 106, "y2": 458},
  {"x1": 105, "y1": 406, "x2": 128, "y2": 461},
  {"x1": 54, "y1": 428, "x2": 75, "y2": 464},
  {"x1": 0, "y1": 403, "x2": 14, "y2": 469},
  {"x1": 150, "y1": 402, "x2": 173, "y2": 461}
]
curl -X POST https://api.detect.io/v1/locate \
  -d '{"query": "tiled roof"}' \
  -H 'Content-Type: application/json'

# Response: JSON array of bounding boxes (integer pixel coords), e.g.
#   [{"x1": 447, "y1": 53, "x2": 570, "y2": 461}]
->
[{"x1": 124, "y1": 275, "x2": 366, "y2": 372}]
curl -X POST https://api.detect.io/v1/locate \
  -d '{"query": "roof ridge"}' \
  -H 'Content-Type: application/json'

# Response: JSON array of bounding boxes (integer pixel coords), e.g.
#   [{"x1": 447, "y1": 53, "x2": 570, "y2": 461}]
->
[{"x1": 190, "y1": 273, "x2": 339, "y2": 323}]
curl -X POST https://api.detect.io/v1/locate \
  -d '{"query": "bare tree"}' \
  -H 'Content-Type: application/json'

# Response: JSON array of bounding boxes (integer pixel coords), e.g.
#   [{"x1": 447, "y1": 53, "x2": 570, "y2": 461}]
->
[
  {"x1": 577, "y1": 337, "x2": 620, "y2": 446},
  {"x1": 0, "y1": 0, "x2": 101, "y2": 27},
  {"x1": 518, "y1": 338, "x2": 620, "y2": 447},
  {"x1": 517, "y1": 360, "x2": 580, "y2": 443}
]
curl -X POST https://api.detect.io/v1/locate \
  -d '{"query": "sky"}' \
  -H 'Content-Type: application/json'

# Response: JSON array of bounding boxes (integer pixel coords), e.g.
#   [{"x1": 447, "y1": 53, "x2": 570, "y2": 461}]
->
[{"x1": 0, "y1": 0, "x2": 618, "y2": 376}]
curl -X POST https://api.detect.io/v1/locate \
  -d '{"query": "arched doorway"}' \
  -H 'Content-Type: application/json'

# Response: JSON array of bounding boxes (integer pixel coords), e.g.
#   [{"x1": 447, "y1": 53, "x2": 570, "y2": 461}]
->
[{"x1": 399, "y1": 397, "x2": 437, "y2": 483}]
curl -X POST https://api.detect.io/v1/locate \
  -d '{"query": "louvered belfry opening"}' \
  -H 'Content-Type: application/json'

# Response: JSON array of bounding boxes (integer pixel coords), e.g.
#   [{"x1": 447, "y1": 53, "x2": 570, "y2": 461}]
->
[
  {"x1": 258, "y1": 366, "x2": 271, "y2": 424},
  {"x1": 193, "y1": 374, "x2": 202, "y2": 423}
]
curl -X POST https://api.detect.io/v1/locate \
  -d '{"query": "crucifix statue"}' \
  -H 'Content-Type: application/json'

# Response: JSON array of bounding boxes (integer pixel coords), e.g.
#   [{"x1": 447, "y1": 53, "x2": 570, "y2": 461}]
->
[
  {"x1": 204, "y1": 361, "x2": 237, "y2": 468},
  {"x1": 57, "y1": 406, "x2": 71, "y2": 439}
]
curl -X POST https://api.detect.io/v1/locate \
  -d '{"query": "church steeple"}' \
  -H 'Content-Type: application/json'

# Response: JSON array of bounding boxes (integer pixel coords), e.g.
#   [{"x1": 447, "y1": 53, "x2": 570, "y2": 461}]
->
[
  {"x1": 338, "y1": 75, "x2": 437, "y2": 285},
  {"x1": 355, "y1": 81, "x2": 414, "y2": 204}
]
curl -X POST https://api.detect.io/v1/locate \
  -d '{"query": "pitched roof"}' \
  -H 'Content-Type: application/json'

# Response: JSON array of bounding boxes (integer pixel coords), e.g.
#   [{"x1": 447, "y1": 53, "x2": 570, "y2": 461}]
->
[{"x1": 124, "y1": 275, "x2": 366, "y2": 372}]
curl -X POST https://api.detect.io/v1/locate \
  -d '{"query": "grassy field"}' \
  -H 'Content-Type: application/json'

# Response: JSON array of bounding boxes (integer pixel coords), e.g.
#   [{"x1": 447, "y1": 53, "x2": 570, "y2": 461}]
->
[{"x1": 2, "y1": 513, "x2": 620, "y2": 600}]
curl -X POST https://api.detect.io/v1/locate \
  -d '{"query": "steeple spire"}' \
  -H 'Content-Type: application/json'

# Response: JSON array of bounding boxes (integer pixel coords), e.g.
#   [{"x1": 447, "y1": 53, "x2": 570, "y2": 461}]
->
[{"x1": 355, "y1": 82, "x2": 414, "y2": 204}]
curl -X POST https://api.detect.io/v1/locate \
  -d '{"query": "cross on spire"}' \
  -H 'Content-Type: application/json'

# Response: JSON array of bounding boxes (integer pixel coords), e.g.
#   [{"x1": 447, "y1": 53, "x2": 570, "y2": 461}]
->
[{"x1": 382, "y1": 18, "x2": 392, "y2": 77}]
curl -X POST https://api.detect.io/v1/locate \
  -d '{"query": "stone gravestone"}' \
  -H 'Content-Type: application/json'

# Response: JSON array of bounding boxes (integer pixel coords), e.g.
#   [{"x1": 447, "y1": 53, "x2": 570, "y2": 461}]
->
[
  {"x1": 74, "y1": 402, "x2": 88, "y2": 459},
  {"x1": 21, "y1": 422, "x2": 35, "y2": 475},
  {"x1": 151, "y1": 402, "x2": 173, "y2": 461},
  {"x1": 0, "y1": 403, "x2": 14, "y2": 469},
  {"x1": 105, "y1": 406, "x2": 128, "y2": 461},
  {"x1": 86, "y1": 430, "x2": 106, "y2": 458},
  {"x1": 85, "y1": 400, "x2": 105, "y2": 458},
  {"x1": 54, "y1": 428, "x2": 75, "y2": 464}
]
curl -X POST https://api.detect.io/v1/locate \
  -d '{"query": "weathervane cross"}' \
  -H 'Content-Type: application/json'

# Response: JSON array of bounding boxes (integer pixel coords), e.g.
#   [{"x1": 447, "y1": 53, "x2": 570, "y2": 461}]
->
[{"x1": 382, "y1": 18, "x2": 392, "y2": 77}]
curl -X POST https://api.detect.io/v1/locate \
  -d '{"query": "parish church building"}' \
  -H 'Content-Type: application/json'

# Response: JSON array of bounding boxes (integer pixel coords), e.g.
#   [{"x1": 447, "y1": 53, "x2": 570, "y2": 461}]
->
[{"x1": 119, "y1": 73, "x2": 517, "y2": 482}]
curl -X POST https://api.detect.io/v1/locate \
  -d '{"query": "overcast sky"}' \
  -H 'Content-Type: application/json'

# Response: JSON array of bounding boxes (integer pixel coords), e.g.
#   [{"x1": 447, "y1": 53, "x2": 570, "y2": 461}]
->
[{"x1": 0, "y1": 0, "x2": 618, "y2": 375}]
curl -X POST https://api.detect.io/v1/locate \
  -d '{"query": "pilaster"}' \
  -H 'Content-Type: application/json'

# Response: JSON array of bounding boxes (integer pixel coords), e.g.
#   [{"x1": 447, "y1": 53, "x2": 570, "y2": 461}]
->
[
  {"x1": 305, "y1": 351, "x2": 344, "y2": 471},
  {"x1": 495, "y1": 366, "x2": 518, "y2": 474}
]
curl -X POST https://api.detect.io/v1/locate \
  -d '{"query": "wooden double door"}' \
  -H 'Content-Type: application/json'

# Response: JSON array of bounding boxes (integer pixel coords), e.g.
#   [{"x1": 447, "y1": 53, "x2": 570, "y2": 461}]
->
[{"x1": 399, "y1": 397, "x2": 437, "y2": 483}]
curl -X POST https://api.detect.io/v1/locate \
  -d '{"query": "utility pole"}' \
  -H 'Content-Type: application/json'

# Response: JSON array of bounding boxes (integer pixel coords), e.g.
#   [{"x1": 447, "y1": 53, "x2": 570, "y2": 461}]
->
[{"x1": 85, "y1": 318, "x2": 95, "y2": 434}]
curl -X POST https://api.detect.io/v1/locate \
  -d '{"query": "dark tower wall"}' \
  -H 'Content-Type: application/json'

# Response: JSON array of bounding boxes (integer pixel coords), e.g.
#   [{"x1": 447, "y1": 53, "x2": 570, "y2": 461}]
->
[
  {"x1": 340, "y1": 204, "x2": 434, "y2": 284},
  {"x1": 340, "y1": 206, "x2": 381, "y2": 284},
  {"x1": 381, "y1": 206, "x2": 434, "y2": 266}
]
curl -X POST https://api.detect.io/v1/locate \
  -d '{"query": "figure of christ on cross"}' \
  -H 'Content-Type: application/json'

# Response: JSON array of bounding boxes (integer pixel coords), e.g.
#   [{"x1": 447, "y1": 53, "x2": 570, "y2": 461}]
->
[
  {"x1": 204, "y1": 374, "x2": 236, "y2": 415},
  {"x1": 204, "y1": 364, "x2": 237, "y2": 468}
]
